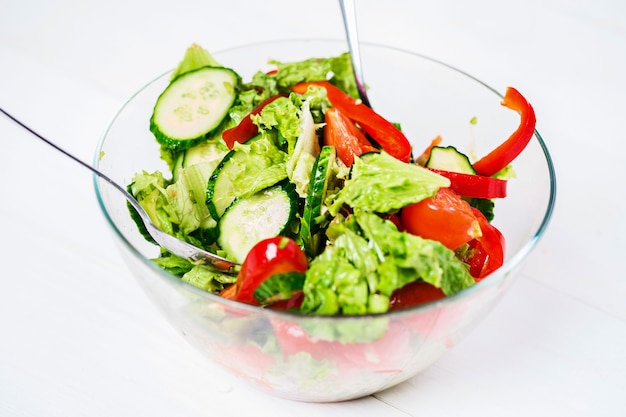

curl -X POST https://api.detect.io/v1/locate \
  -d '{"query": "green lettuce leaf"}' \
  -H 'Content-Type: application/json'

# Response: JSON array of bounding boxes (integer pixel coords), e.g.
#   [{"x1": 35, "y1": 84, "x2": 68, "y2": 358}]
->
[
  {"x1": 128, "y1": 170, "x2": 176, "y2": 237},
  {"x1": 301, "y1": 212, "x2": 474, "y2": 315},
  {"x1": 285, "y1": 98, "x2": 321, "y2": 198},
  {"x1": 227, "y1": 136, "x2": 289, "y2": 198},
  {"x1": 225, "y1": 51, "x2": 356, "y2": 128},
  {"x1": 170, "y1": 43, "x2": 222, "y2": 81},
  {"x1": 181, "y1": 264, "x2": 237, "y2": 293},
  {"x1": 166, "y1": 162, "x2": 218, "y2": 235},
  {"x1": 270, "y1": 52, "x2": 358, "y2": 98},
  {"x1": 251, "y1": 96, "x2": 301, "y2": 152},
  {"x1": 328, "y1": 152, "x2": 451, "y2": 215}
]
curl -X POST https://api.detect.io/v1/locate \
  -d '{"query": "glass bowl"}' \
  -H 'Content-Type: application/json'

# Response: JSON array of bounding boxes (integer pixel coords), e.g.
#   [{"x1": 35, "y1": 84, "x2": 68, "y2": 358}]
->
[{"x1": 94, "y1": 39, "x2": 556, "y2": 402}]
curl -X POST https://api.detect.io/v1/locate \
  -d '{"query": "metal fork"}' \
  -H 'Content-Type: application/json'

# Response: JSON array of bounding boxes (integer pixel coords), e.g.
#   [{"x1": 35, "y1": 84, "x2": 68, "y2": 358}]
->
[
  {"x1": 0, "y1": 107, "x2": 240, "y2": 274},
  {"x1": 0, "y1": 3, "x2": 368, "y2": 276}
]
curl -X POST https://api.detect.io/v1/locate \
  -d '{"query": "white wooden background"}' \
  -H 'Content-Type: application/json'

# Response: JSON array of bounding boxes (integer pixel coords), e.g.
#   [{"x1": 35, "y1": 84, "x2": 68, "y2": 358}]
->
[{"x1": 1, "y1": 0, "x2": 625, "y2": 416}]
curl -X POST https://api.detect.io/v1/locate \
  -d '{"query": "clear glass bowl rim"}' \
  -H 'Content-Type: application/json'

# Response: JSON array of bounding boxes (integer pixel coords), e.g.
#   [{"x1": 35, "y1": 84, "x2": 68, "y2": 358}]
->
[{"x1": 92, "y1": 38, "x2": 557, "y2": 322}]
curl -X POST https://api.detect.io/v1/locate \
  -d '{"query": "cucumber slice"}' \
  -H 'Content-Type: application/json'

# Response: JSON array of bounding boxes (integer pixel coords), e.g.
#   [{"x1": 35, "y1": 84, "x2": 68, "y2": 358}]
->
[
  {"x1": 426, "y1": 146, "x2": 476, "y2": 174},
  {"x1": 150, "y1": 66, "x2": 240, "y2": 151},
  {"x1": 218, "y1": 183, "x2": 298, "y2": 263},
  {"x1": 206, "y1": 135, "x2": 288, "y2": 219},
  {"x1": 301, "y1": 145, "x2": 336, "y2": 256},
  {"x1": 181, "y1": 139, "x2": 229, "y2": 168},
  {"x1": 300, "y1": 146, "x2": 337, "y2": 257},
  {"x1": 173, "y1": 140, "x2": 229, "y2": 181}
]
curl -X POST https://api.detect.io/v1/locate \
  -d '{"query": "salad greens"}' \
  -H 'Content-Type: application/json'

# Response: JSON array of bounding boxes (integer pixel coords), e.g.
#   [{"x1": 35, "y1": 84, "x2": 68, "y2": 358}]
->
[
  {"x1": 128, "y1": 43, "x2": 486, "y2": 316},
  {"x1": 302, "y1": 211, "x2": 474, "y2": 315},
  {"x1": 328, "y1": 151, "x2": 451, "y2": 215}
]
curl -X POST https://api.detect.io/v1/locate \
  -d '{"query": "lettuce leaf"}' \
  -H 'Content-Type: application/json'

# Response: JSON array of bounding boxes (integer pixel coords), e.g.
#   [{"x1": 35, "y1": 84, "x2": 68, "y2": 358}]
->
[
  {"x1": 301, "y1": 212, "x2": 474, "y2": 315},
  {"x1": 170, "y1": 43, "x2": 222, "y2": 81},
  {"x1": 328, "y1": 152, "x2": 451, "y2": 215},
  {"x1": 270, "y1": 52, "x2": 358, "y2": 98},
  {"x1": 251, "y1": 96, "x2": 301, "y2": 152}
]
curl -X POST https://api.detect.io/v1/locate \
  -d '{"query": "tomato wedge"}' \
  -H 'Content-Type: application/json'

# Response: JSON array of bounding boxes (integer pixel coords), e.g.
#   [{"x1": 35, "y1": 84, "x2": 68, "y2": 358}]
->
[
  {"x1": 324, "y1": 107, "x2": 379, "y2": 166},
  {"x1": 389, "y1": 280, "x2": 446, "y2": 310},
  {"x1": 465, "y1": 208, "x2": 505, "y2": 280},
  {"x1": 222, "y1": 236, "x2": 308, "y2": 305},
  {"x1": 400, "y1": 188, "x2": 481, "y2": 250},
  {"x1": 292, "y1": 81, "x2": 412, "y2": 162}
]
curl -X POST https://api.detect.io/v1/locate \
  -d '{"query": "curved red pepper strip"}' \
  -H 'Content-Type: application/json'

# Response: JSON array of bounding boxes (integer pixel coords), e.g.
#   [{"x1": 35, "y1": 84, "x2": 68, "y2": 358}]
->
[
  {"x1": 472, "y1": 87, "x2": 536, "y2": 177},
  {"x1": 292, "y1": 81, "x2": 412, "y2": 163},
  {"x1": 429, "y1": 168, "x2": 508, "y2": 199},
  {"x1": 222, "y1": 94, "x2": 286, "y2": 149}
]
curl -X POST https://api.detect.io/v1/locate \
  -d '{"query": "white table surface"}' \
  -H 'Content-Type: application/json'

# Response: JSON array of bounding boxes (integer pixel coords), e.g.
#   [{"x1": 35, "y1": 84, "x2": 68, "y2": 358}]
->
[{"x1": 1, "y1": 0, "x2": 625, "y2": 416}]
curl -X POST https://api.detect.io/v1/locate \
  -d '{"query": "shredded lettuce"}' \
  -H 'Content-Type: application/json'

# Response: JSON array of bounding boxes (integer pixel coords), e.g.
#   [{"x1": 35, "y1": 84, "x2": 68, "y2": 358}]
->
[
  {"x1": 270, "y1": 52, "x2": 358, "y2": 98},
  {"x1": 328, "y1": 151, "x2": 451, "y2": 215},
  {"x1": 128, "y1": 171, "x2": 176, "y2": 238},
  {"x1": 227, "y1": 136, "x2": 289, "y2": 198},
  {"x1": 129, "y1": 164, "x2": 219, "y2": 248},
  {"x1": 301, "y1": 212, "x2": 475, "y2": 315},
  {"x1": 251, "y1": 96, "x2": 302, "y2": 152},
  {"x1": 167, "y1": 163, "x2": 218, "y2": 235},
  {"x1": 151, "y1": 255, "x2": 235, "y2": 292},
  {"x1": 285, "y1": 98, "x2": 321, "y2": 198},
  {"x1": 130, "y1": 45, "x2": 484, "y2": 320},
  {"x1": 227, "y1": 52, "x2": 355, "y2": 128},
  {"x1": 181, "y1": 264, "x2": 237, "y2": 293}
]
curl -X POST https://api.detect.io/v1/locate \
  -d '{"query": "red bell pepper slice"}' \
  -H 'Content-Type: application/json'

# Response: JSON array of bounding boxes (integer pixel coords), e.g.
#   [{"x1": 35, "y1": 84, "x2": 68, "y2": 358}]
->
[
  {"x1": 429, "y1": 168, "x2": 508, "y2": 199},
  {"x1": 292, "y1": 81, "x2": 412, "y2": 163},
  {"x1": 472, "y1": 87, "x2": 536, "y2": 177},
  {"x1": 224, "y1": 236, "x2": 308, "y2": 305},
  {"x1": 221, "y1": 94, "x2": 286, "y2": 149}
]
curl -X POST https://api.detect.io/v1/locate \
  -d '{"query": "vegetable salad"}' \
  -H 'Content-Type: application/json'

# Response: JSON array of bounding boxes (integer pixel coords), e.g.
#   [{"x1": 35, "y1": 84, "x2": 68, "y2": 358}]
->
[{"x1": 128, "y1": 43, "x2": 535, "y2": 315}]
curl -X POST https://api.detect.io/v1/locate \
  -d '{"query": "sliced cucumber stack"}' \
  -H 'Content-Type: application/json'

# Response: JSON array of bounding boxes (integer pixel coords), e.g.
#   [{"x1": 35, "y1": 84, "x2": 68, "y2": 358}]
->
[
  {"x1": 218, "y1": 182, "x2": 299, "y2": 263},
  {"x1": 150, "y1": 66, "x2": 240, "y2": 151},
  {"x1": 206, "y1": 135, "x2": 288, "y2": 220},
  {"x1": 172, "y1": 139, "x2": 229, "y2": 181}
]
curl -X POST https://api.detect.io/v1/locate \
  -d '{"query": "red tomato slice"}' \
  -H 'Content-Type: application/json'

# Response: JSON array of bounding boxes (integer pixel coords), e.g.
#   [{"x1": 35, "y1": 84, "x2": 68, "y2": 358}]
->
[
  {"x1": 400, "y1": 188, "x2": 481, "y2": 250},
  {"x1": 324, "y1": 107, "x2": 379, "y2": 166},
  {"x1": 229, "y1": 236, "x2": 308, "y2": 305},
  {"x1": 383, "y1": 213, "x2": 404, "y2": 232},
  {"x1": 389, "y1": 280, "x2": 446, "y2": 310},
  {"x1": 466, "y1": 208, "x2": 506, "y2": 280},
  {"x1": 293, "y1": 81, "x2": 412, "y2": 162}
]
